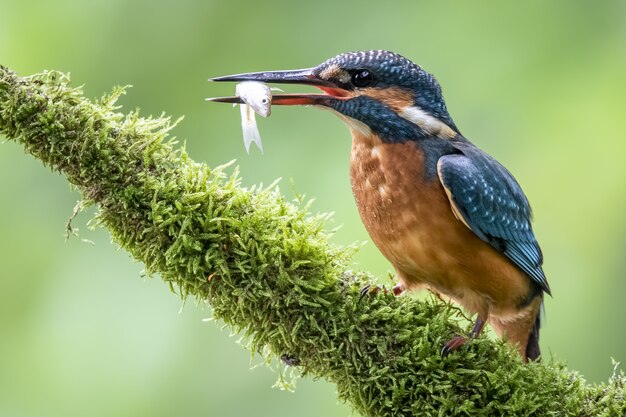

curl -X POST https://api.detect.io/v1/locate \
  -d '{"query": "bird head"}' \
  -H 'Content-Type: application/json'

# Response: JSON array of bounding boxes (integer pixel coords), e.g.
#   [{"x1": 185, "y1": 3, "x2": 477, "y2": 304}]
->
[{"x1": 209, "y1": 50, "x2": 459, "y2": 143}]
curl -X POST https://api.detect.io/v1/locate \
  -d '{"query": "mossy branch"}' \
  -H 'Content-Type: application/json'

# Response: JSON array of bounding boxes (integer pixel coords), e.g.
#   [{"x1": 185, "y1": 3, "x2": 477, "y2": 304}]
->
[{"x1": 0, "y1": 66, "x2": 623, "y2": 417}]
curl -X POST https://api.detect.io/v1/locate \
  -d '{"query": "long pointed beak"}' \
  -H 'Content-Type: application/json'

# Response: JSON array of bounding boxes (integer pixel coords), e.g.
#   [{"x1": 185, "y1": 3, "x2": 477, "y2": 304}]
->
[
  {"x1": 209, "y1": 68, "x2": 334, "y2": 87},
  {"x1": 207, "y1": 68, "x2": 348, "y2": 106},
  {"x1": 206, "y1": 94, "x2": 334, "y2": 106}
]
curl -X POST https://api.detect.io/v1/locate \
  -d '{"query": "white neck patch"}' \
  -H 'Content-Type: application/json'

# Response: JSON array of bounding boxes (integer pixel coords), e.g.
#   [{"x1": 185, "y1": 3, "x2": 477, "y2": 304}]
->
[{"x1": 399, "y1": 106, "x2": 456, "y2": 139}]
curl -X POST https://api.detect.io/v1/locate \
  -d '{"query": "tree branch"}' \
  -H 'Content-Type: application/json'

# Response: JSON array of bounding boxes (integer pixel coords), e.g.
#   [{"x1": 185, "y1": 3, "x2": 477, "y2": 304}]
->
[{"x1": 0, "y1": 66, "x2": 623, "y2": 416}]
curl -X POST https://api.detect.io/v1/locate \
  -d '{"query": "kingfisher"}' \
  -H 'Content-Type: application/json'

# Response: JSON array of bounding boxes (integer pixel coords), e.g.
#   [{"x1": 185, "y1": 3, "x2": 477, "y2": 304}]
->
[{"x1": 207, "y1": 50, "x2": 551, "y2": 362}]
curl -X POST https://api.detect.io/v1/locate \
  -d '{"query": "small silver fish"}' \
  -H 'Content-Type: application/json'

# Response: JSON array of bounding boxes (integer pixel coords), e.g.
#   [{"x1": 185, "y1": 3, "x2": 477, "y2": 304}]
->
[
  {"x1": 235, "y1": 82, "x2": 272, "y2": 153},
  {"x1": 236, "y1": 81, "x2": 272, "y2": 118}
]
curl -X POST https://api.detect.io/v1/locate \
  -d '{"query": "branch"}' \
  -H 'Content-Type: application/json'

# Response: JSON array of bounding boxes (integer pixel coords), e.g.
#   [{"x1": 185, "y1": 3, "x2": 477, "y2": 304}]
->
[{"x1": 0, "y1": 66, "x2": 623, "y2": 417}]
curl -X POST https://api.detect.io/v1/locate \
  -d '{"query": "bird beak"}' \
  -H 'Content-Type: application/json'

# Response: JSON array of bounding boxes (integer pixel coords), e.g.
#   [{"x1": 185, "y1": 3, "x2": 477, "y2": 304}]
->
[{"x1": 206, "y1": 68, "x2": 348, "y2": 106}]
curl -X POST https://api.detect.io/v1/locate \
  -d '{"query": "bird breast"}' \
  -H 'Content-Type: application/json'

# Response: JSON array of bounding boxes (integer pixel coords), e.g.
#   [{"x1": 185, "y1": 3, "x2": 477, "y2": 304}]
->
[
  {"x1": 347, "y1": 129, "x2": 533, "y2": 318},
  {"x1": 349, "y1": 130, "x2": 453, "y2": 276}
]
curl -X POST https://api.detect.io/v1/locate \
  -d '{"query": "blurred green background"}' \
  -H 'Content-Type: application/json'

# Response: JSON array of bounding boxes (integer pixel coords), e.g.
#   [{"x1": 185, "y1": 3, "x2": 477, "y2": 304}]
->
[{"x1": 1, "y1": 1, "x2": 625, "y2": 416}]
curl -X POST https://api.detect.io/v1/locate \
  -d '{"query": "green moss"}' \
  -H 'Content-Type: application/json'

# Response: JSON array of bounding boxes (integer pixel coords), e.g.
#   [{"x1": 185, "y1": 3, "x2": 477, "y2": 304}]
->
[{"x1": 1, "y1": 66, "x2": 624, "y2": 416}]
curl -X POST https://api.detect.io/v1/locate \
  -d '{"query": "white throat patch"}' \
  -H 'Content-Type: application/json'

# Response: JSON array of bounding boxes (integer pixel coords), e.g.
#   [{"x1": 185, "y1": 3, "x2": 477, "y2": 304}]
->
[
  {"x1": 322, "y1": 107, "x2": 373, "y2": 137},
  {"x1": 338, "y1": 114, "x2": 372, "y2": 137}
]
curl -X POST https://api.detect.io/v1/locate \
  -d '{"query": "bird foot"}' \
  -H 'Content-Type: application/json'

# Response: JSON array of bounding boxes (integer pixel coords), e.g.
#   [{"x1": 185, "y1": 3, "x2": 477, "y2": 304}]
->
[
  {"x1": 441, "y1": 335, "x2": 467, "y2": 357},
  {"x1": 358, "y1": 283, "x2": 405, "y2": 303},
  {"x1": 358, "y1": 284, "x2": 386, "y2": 303},
  {"x1": 440, "y1": 316, "x2": 486, "y2": 358}
]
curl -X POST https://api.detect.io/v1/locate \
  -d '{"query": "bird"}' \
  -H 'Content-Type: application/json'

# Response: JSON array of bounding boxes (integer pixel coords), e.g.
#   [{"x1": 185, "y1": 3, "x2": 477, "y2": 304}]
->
[{"x1": 207, "y1": 50, "x2": 551, "y2": 362}]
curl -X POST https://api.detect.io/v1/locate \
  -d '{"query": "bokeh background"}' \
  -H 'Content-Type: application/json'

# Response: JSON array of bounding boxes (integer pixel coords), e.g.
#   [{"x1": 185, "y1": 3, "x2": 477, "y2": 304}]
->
[{"x1": 1, "y1": 1, "x2": 625, "y2": 416}]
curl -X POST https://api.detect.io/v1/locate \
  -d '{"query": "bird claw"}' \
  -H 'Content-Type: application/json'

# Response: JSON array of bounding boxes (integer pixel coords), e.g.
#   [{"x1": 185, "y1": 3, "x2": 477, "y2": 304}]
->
[
  {"x1": 358, "y1": 284, "x2": 384, "y2": 303},
  {"x1": 440, "y1": 317, "x2": 486, "y2": 358},
  {"x1": 440, "y1": 335, "x2": 467, "y2": 357},
  {"x1": 358, "y1": 283, "x2": 405, "y2": 303}
]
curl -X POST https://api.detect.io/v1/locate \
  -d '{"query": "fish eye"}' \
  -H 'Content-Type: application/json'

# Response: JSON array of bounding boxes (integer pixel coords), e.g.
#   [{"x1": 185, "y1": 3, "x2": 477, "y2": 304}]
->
[{"x1": 352, "y1": 69, "x2": 374, "y2": 88}]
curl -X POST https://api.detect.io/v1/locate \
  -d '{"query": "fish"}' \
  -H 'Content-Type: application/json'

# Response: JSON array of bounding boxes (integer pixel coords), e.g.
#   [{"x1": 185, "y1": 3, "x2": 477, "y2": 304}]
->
[
  {"x1": 236, "y1": 81, "x2": 272, "y2": 118},
  {"x1": 235, "y1": 81, "x2": 272, "y2": 153}
]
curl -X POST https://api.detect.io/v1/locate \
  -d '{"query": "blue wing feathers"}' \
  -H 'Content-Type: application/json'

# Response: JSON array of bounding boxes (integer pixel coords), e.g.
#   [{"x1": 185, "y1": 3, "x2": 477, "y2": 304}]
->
[{"x1": 437, "y1": 146, "x2": 551, "y2": 294}]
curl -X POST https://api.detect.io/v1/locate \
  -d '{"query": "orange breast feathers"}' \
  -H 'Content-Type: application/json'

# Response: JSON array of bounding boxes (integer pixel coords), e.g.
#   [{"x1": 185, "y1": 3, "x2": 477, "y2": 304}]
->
[{"x1": 348, "y1": 130, "x2": 539, "y2": 355}]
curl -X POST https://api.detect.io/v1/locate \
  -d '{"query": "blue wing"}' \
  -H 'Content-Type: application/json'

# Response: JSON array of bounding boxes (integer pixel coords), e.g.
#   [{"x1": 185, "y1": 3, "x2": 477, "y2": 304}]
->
[{"x1": 437, "y1": 146, "x2": 550, "y2": 294}]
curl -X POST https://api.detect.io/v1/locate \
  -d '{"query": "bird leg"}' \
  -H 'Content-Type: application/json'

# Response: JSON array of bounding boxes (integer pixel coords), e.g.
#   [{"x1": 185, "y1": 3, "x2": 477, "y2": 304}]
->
[{"x1": 441, "y1": 316, "x2": 486, "y2": 357}]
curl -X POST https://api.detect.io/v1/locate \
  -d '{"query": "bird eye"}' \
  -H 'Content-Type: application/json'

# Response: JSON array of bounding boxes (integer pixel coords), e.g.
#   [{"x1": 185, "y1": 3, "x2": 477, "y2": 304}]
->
[{"x1": 352, "y1": 69, "x2": 374, "y2": 88}]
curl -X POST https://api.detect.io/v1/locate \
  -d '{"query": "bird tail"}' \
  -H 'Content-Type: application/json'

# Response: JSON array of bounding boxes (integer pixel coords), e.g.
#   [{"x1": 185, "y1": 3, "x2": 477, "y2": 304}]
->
[
  {"x1": 525, "y1": 314, "x2": 541, "y2": 361},
  {"x1": 489, "y1": 296, "x2": 543, "y2": 362}
]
